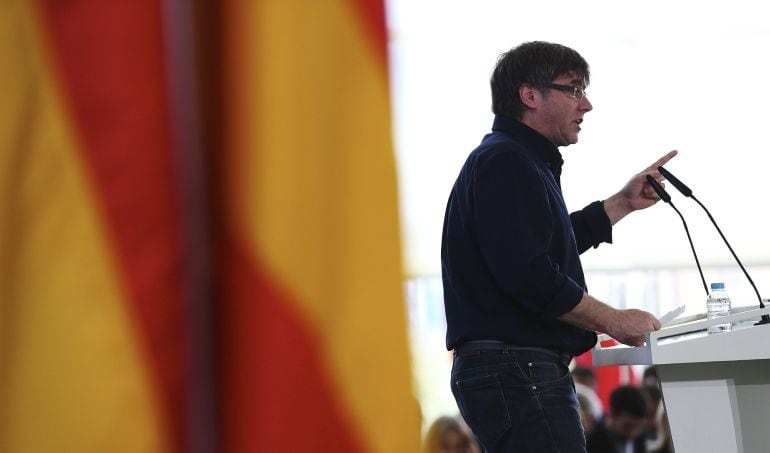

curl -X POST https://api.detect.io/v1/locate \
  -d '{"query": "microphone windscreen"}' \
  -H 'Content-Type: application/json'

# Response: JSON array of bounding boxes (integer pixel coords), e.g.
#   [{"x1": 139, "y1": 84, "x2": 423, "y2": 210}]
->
[
  {"x1": 646, "y1": 174, "x2": 671, "y2": 203},
  {"x1": 658, "y1": 166, "x2": 693, "y2": 197}
]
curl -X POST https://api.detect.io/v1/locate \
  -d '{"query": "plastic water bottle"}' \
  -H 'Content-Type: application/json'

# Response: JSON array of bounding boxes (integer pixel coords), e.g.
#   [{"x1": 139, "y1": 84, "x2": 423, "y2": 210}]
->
[{"x1": 707, "y1": 282, "x2": 731, "y2": 334}]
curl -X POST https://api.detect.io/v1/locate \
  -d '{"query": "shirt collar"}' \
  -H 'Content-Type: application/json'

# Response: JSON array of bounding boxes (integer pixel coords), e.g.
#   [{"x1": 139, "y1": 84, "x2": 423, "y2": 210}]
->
[{"x1": 492, "y1": 115, "x2": 564, "y2": 177}]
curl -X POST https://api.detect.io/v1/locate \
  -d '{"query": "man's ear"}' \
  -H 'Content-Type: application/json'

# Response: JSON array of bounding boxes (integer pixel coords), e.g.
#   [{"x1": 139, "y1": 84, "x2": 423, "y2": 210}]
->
[{"x1": 519, "y1": 84, "x2": 539, "y2": 109}]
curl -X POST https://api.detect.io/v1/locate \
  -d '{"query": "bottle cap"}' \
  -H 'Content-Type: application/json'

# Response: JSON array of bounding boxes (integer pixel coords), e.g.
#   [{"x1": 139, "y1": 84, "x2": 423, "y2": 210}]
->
[{"x1": 710, "y1": 282, "x2": 725, "y2": 290}]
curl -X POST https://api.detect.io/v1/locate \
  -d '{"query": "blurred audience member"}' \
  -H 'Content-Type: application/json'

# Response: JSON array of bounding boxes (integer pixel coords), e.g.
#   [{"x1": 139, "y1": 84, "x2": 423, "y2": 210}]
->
[
  {"x1": 586, "y1": 385, "x2": 647, "y2": 453},
  {"x1": 573, "y1": 366, "x2": 604, "y2": 420},
  {"x1": 577, "y1": 392, "x2": 597, "y2": 434},
  {"x1": 642, "y1": 365, "x2": 659, "y2": 387},
  {"x1": 572, "y1": 366, "x2": 597, "y2": 389},
  {"x1": 640, "y1": 384, "x2": 672, "y2": 453},
  {"x1": 422, "y1": 415, "x2": 478, "y2": 453}
]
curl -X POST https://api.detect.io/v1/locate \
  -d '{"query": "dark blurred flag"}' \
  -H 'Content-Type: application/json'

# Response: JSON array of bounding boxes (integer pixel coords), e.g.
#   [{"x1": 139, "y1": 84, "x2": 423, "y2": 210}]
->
[
  {"x1": 215, "y1": 1, "x2": 421, "y2": 452},
  {"x1": 0, "y1": 0, "x2": 420, "y2": 452}
]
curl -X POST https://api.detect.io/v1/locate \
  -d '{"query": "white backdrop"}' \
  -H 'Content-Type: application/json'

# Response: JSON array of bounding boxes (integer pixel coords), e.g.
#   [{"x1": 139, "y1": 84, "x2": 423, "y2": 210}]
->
[
  {"x1": 387, "y1": 0, "x2": 770, "y2": 278},
  {"x1": 387, "y1": 2, "x2": 770, "y2": 431}
]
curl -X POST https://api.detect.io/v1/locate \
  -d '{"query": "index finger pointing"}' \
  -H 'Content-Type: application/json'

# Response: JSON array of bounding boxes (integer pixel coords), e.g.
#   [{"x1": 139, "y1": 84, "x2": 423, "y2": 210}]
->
[{"x1": 646, "y1": 150, "x2": 678, "y2": 172}]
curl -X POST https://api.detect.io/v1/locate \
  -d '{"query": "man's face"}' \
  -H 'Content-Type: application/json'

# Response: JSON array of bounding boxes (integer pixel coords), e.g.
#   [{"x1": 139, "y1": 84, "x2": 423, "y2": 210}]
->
[
  {"x1": 537, "y1": 72, "x2": 593, "y2": 147},
  {"x1": 608, "y1": 412, "x2": 645, "y2": 442}
]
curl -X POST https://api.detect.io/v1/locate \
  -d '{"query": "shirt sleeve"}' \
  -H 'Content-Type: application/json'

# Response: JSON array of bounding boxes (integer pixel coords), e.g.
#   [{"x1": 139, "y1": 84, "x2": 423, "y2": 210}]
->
[
  {"x1": 473, "y1": 149, "x2": 584, "y2": 319},
  {"x1": 570, "y1": 201, "x2": 613, "y2": 254}
]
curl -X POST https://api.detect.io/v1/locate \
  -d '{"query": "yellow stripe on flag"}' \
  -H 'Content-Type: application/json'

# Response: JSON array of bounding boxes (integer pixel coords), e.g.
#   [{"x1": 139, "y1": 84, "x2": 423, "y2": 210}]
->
[
  {"x1": 0, "y1": 2, "x2": 166, "y2": 451},
  {"x1": 230, "y1": 1, "x2": 420, "y2": 451}
]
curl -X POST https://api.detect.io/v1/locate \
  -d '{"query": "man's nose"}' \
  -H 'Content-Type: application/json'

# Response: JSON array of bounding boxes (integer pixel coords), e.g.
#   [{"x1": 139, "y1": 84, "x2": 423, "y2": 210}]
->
[{"x1": 580, "y1": 95, "x2": 593, "y2": 112}]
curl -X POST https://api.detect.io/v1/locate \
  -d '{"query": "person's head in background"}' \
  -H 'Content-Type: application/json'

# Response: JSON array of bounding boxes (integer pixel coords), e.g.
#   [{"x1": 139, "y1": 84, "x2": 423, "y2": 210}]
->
[
  {"x1": 640, "y1": 384, "x2": 664, "y2": 434},
  {"x1": 572, "y1": 366, "x2": 597, "y2": 390},
  {"x1": 643, "y1": 366, "x2": 660, "y2": 387},
  {"x1": 576, "y1": 392, "x2": 597, "y2": 434},
  {"x1": 422, "y1": 415, "x2": 475, "y2": 453},
  {"x1": 607, "y1": 385, "x2": 647, "y2": 442}
]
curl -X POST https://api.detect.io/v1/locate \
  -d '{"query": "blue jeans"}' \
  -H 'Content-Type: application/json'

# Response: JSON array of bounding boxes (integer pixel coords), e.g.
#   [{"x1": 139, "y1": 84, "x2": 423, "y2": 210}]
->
[{"x1": 451, "y1": 345, "x2": 586, "y2": 453}]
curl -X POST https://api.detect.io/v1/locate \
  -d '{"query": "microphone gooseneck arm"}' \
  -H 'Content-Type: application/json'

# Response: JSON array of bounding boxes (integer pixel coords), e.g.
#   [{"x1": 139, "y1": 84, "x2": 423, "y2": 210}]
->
[
  {"x1": 658, "y1": 166, "x2": 766, "y2": 310},
  {"x1": 646, "y1": 175, "x2": 709, "y2": 295},
  {"x1": 658, "y1": 166, "x2": 770, "y2": 325},
  {"x1": 691, "y1": 194, "x2": 764, "y2": 308}
]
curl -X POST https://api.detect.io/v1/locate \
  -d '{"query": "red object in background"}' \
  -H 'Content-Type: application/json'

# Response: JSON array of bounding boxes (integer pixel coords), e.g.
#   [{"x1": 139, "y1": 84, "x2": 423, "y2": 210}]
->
[{"x1": 574, "y1": 337, "x2": 639, "y2": 411}]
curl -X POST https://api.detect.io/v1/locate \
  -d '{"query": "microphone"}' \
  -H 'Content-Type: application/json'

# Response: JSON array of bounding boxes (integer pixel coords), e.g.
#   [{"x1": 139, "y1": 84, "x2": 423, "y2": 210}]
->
[
  {"x1": 657, "y1": 166, "x2": 692, "y2": 197},
  {"x1": 646, "y1": 175, "x2": 670, "y2": 203},
  {"x1": 658, "y1": 166, "x2": 770, "y2": 325},
  {"x1": 646, "y1": 175, "x2": 709, "y2": 295}
]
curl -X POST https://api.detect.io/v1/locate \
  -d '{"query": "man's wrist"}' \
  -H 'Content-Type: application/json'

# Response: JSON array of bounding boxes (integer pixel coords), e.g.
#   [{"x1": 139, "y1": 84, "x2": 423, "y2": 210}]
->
[{"x1": 603, "y1": 194, "x2": 631, "y2": 225}]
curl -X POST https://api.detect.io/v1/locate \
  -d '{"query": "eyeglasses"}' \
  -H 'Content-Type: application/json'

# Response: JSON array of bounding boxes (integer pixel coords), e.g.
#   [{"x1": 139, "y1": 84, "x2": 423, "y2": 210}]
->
[{"x1": 544, "y1": 83, "x2": 588, "y2": 101}]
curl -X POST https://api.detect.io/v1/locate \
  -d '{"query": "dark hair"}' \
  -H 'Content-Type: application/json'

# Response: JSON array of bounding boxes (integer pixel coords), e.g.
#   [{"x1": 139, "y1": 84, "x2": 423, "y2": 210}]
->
[
  {"x1": 643, "y1": 365, "x2": 659, "y2": 382},
  {"x1": 422, "y1": 416, "x2": 472, "y2": 453},
  {"x1": 490, "y1": 41, "x2": 590, "y2": 119},
  {"x1": 609, "y1": 386, "x2": 647, "y2": 418}
]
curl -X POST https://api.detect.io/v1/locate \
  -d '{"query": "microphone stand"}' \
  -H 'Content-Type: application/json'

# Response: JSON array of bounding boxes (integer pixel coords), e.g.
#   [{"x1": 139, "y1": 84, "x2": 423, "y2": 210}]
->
[
  {"x1": 646, "y1": 175, "x2": 709, "y2": 296},
  {"x1": 658, "y1": 166, "x2": 770, "y2": 326}
]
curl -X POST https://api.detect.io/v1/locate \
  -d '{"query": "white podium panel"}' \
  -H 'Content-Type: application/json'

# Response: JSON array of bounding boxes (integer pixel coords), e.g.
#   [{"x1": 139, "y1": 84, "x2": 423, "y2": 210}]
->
[{"x1": 592, "y1": 306, "x2": 770, "y2": 453}]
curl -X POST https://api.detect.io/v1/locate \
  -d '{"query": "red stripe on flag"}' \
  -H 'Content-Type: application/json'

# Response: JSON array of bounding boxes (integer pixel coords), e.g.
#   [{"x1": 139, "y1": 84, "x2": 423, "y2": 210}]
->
[
  {"x1": 348, "y1": 0, "x2": 388, "y2": 66},
  {"x1": 35, "y1": 1, "x2": 187, "y2": 450},
  {"x1": 218, "y1": 244, "x2": 366, "y2": 453}
]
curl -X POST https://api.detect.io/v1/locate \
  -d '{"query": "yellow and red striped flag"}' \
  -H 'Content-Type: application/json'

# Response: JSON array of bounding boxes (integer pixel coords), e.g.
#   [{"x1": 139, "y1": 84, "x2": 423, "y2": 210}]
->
[
  {"x1": 0, "y1": 0, "x2": 420, "y2": 451},
  {"x1": 0, "y1": 1, "x2": 191, "y2": 451},
  {"x1": 215, "y1": 1, "x2": 421, "y2": 452}
]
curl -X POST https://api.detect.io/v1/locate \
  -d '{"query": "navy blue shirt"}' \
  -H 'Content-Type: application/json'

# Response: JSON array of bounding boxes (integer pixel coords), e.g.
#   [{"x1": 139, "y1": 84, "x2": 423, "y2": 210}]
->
[{"x1": 441, "y1": 115, "x2": 612, "y2": 355}]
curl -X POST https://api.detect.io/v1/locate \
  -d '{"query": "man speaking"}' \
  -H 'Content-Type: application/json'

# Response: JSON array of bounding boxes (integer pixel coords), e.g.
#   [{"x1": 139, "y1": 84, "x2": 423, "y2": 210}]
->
[{"x1": 441, "y1": 41, "x2": 676, "y2": 452}]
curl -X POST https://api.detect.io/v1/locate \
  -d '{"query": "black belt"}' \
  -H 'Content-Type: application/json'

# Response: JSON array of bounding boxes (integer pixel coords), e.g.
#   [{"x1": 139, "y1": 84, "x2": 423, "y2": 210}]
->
[{"x1": 455, "y1": 340, "x2": 572, "y2": 366}]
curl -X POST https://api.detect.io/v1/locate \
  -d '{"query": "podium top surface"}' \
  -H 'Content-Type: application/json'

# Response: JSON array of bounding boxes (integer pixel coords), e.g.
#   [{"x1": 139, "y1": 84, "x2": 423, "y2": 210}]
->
[{"x1": 592, "y1": 306, "x2": 770, "y2": 366}]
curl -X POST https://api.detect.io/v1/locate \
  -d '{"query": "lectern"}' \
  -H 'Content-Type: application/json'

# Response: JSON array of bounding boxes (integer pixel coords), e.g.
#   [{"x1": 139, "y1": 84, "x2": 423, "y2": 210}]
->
[{"x1": 593, "y1": 306, "x2": 770, "y2": 453}]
